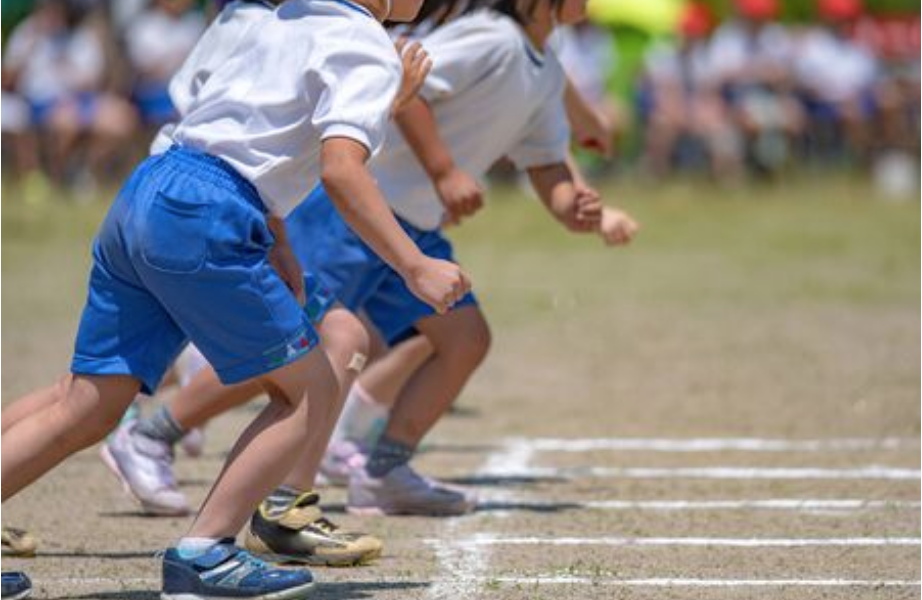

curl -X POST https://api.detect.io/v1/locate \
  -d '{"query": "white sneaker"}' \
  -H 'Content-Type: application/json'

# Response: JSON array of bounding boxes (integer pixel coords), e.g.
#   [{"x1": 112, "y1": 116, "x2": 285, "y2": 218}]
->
[
  {"x1": 347, "y1": 464, "x2": 475, "y2": 516},
  {"x1": 101, "y1": 422, "x2": 191, "y2": 516},
  {"x1": 317, "y1": 440, "x2": 367, "y2": 487}
]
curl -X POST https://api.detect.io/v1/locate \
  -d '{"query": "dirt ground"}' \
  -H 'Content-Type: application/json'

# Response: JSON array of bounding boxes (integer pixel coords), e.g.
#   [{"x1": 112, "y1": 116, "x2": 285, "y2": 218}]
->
[{"x1": 2, "y1": 179, "x2": 920, "y2": 599}]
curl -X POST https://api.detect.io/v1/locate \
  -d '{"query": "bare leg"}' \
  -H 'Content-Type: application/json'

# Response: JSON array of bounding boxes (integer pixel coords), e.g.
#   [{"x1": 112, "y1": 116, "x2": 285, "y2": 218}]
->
[
  {"x1": 1, "y1": 385, "x2": 62, "y2": 434},
  {"x1": 2, "y1": 374, "x2": 141, "y2": 499},
  {"x1": 382, "y1": 306, "x2": 490, "y2": 446},
  {"x1": 282, "y1": 307, "x2": 369, "y2": 490},
  {"x1": 358, "y1": 334, "x2": 433, "y2": 410},
  {"x1": 188, "y1": 348, "x2": 337, "y2": 538},
  {"x1": 168, "y1": 367, "x2": 261, "y2": 432}
]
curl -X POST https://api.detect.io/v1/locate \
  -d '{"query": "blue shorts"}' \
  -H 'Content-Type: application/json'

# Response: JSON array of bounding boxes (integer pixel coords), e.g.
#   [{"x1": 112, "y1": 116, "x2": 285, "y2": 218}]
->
[
  {"x1": 30, "y1": 93, "x2": 99, "y2": 128},
  {"x1": 71, "y1": 146, "x2": 319, "y2": 394},
  {"x1": 286, "y1": 185, "x2": 477, "y2": 345}
]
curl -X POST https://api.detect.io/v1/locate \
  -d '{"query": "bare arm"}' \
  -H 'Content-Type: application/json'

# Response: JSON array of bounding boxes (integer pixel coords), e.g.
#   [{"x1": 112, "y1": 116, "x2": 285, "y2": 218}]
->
[
  {"x1": 527, "y1": 162, "x2": 600, "y2": 233},
  {"x1": 320, "y1": 137, "x2": 470, "y2": 312},
  {"x1": 395, "y1": 95, "x2": 456, "y2": 180},
  {"x1": 395, "y1": 96, "x2": 483, "y2": 225},
  {"x1": 564, "y1": 77, "x2": 613, "y2": 158}
]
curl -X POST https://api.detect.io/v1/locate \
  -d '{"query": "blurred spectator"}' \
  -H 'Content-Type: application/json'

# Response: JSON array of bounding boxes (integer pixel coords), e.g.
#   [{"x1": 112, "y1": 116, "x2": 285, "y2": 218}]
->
[
  {"x1": 1, "y1": 68, "x2": 43, "y2": 195},
  {"x1": 709, "y1": 0, "x2": 805, "y2": 174},
  {"x1": 639, "y1": 2, "x2": 742, "y2": 180},
  {"x1": 124, "y1": 0, "x2": 205, "y2": 127},
  {"x1": 3, "y1": 0, "x2": 137, "y2": 187},
  {"x1": 795, "y1": 0, "x2": 878, "y2": 160}
]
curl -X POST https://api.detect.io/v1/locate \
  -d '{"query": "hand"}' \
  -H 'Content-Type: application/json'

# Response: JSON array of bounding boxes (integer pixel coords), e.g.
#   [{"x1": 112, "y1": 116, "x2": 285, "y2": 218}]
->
[
  {"x1": 404, "y1": 256, "x2": 471, "y2": 314},
  {"x1": 435, "y1": 167, "x2": 483, "y2": 226},
  {"x1": 598, "y1": 206, "x2": 639, "y2": 246},
  {"x1": 268, "y1": 230, "x2": 306, "y2": 305},
  {"x1": 574, "y1": 185, "x2": 603, "y2": 231},
  {"x1": 557, "y1": 184, "x2": 603, "y2": 233},
  {"x1": 391, "y1": 38, "x2": 432, "y2": 117}
]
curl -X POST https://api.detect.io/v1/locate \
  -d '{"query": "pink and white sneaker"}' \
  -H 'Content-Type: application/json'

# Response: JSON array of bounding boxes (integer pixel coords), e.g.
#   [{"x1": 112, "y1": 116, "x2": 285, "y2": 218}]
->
[
  {"x1": 100, "y1": 422, "x2": 191, "y2": 516},
  {"x1": 347, "y1": 464, "x2": 476, "y2": 516},
  {"x1": 317, "y1": 440, "x2": 368, "y2": 487}
]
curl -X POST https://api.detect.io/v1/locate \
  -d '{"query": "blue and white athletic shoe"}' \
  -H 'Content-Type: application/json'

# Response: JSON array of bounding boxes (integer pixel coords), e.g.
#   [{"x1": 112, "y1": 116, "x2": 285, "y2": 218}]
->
[
  {"x1": 1, "y1": 571, "x2": 32, "y2": 600},
  {"x1": 161, "y1": 539, "x2": 315, "y2": 599}
]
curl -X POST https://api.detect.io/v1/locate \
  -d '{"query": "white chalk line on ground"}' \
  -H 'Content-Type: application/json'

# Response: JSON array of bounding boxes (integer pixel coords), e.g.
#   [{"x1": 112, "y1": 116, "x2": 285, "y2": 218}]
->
[
  {"x1": 425, "y1": 437, "x2": 517, "y2": 597},
  {"x1": 488, "y1": 465, "x2": 921, "y2": 480},
  {"x1": 35, "y1": 575, "x2": 922, "y2": 598},
  {"x1": 477, "y1": 497, "x2": 922, "y2": 512},
  {"x1": 38, "y1": 576, "x2": 922, "y2": 589},
  {"x1": 424, "y1": 536, "x2": 922, "y2": 548},
  {"x1": 515, "y1": 437, "x2": 917, "y2": 453},
  {"x1": 488, "y1": 576, "x2": 922, "y2": 588}
]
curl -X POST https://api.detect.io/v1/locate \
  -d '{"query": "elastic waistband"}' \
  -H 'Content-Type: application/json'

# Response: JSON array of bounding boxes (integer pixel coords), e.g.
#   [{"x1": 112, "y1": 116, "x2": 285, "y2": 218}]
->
[{"x1": 164, "y1": 145, "x2": 267, "y2": 213}]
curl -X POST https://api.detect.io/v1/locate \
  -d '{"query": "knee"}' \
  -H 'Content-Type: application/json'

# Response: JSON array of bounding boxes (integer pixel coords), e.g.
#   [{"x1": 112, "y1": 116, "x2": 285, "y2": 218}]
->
[
  {"x1": 52, "y1": 377, "x2": 125, "y2": 446},
  {"x1": 438, "y1": 319, "x2": 492, "y2": 369},
  {"x1": 341, "y1": 315, "x2": 371, "y2": 366},
  {"x1": 321, "y1": 309, "x2": 371, "y2": 375}
]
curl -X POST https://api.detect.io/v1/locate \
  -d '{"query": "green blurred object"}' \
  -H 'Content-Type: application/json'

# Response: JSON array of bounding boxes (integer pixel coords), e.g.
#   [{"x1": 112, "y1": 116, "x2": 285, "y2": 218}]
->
[{"x1": 588, "y1": 0, "x2": 683, "y2": 33}]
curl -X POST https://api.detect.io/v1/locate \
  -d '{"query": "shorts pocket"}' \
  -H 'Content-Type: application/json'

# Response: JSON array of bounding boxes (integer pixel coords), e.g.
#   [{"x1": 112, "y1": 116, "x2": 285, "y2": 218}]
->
[{"x1": 140, "y1": 192, "x2": 213, "y2": 274}]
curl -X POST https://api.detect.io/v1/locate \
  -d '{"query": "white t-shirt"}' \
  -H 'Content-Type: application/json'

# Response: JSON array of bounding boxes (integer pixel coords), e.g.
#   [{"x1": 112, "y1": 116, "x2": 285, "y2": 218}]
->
[
  {"x1": 3, "y1": 18, "x2": 104, "y2": 103},
  {"x1": 172, "y1": 0, "x2": 401, "y2": 217},
  {"x1": 644, "y1": 40, "x2": 713, "y2": 92},
  {"x1": 375, "y1": 10, "x2": 570, "y2": 230},
  {"x1": 150, "y1": 0, "x2": 274, "y2": 155},
  {"x1": 126, "y1": 8, "x2": 206, "y2": 80},
  {"x1": 708, "y1": 21, "x2": 793, "y2": 82},
  {"x1": 794, "y1": 29, "x2": 877, "y2": 103}
]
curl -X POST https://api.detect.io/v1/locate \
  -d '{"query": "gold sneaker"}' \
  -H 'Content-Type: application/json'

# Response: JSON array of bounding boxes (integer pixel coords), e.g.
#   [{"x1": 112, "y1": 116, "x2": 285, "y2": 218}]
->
[
  {"x1": 2, "y1": 527, "x2": 37, "y2": 557},
  {"x1": 244, "y1": 492, "x2": 383, "y2": 567}
]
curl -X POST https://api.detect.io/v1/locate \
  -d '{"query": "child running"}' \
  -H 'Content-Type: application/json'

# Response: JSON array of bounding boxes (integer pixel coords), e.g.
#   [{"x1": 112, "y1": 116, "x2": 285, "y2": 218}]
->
[
  {"x1": 0, "y1": 0, "x2": 469, "y2": 598},
  {"x1": 312, "y1": 0, "x2": 639, "y2": 515},
  {"x1": 96, "y1": 0, "x2": 432, "y2": 568}
]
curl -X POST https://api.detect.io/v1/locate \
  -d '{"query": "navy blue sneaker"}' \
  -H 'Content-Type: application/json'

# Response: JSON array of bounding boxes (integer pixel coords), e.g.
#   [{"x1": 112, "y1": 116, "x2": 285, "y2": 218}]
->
[
  {"x1": 1, "y1": 572, "x2": 31, "y2": 600},
  {"x1": 161, "y1": 539, "x2": 315, "y2": 599}
]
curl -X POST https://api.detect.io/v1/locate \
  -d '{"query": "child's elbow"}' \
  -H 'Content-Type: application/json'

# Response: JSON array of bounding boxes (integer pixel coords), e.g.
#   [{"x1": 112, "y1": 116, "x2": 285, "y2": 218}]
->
[{"x1": 320, "y1": 159, "x2": 350, "y2": 194}]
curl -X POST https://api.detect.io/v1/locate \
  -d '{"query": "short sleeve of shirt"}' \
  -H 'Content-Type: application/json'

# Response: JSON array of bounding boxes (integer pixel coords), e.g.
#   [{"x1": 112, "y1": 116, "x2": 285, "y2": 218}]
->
[
  {"x1": 311, "y1": 34, "x2": 401, "y2": 157},
  {"x1": 419, "y1": 14, "x2": 515, "y2": 102},
  {"x1": 506, "y1": 93, "x2": 570, "y2": 170}
]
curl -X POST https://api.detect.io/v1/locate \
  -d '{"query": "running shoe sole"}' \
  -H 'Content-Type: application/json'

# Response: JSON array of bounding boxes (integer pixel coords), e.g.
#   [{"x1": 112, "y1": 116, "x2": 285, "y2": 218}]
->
[{"x1": 160, "y1": 580, "x2": 315, "y2": 600}]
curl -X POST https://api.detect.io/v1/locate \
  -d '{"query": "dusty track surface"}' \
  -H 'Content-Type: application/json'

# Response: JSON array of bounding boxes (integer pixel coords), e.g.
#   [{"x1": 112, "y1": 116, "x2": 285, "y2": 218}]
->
[{"x1": 3, "y1": 184, "x2": 920, "y2": 599}]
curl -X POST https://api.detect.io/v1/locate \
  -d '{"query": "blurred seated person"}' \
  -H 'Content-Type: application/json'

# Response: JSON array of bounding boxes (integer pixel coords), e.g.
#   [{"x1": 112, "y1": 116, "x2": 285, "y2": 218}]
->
[
  {"x1": 125, "y1": 0, "x2": 205, "y2": 127},
  {"x1": 640, "y1": 3, "x2": 742, "y2": 180},
  {"x1": 3, "y1": 0, "x2": 137, "y2": 187},
  {"x1": 1, "y1": 67, "x2": 44, "y2": 196},
  {"x1": 795, "y1": 0, "x2": 878, "y2": 160},
  {"x1": 709, "y1": 0, "x2": 805, "y2": 172}
]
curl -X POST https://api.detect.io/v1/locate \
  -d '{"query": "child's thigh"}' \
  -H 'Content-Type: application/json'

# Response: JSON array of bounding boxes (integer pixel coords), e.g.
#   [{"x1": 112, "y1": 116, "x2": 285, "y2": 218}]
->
[{"x1": 71, "y1": 260, "x2": 188, "y2": 396}]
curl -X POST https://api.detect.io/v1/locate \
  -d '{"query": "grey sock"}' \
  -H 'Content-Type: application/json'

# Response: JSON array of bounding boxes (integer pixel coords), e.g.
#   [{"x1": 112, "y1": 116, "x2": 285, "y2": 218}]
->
[
  {"x1": 262, "y1": 485, "x2": 303, "y2": 519},
  {"x1": 135, "y1": 406, "x2": 186, "y2": 445},
  {"x1": 366, "y1": 435, "x2": 415, "y2": 478}
]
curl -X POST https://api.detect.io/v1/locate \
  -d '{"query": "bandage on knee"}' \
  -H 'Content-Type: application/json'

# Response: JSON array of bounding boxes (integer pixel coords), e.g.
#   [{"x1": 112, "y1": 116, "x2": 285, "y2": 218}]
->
[{"x1": 347, "y1": 352, "x2": 367, "y2": 373}]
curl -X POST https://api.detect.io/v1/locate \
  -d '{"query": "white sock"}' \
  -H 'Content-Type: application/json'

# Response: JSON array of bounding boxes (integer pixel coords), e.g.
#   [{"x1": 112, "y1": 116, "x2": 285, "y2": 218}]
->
[
  {"x1": 175, "y1": 344, "x2": 210, "y2": 388},
  {"x1": 176, "y1": 537, "x2": 222, "y2": 559},
  {"x1": 332, "y1": 383, "x2": 389, "y2": 447}
]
